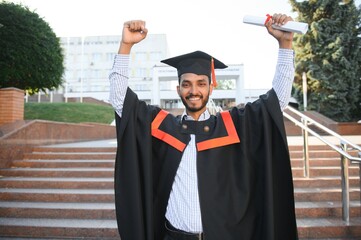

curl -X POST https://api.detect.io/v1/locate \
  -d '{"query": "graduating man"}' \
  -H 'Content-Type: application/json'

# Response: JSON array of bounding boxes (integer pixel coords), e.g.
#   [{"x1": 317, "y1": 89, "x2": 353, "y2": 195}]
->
[{"x1": 110, "y1": 14, "x2": 298, "y2": 240}]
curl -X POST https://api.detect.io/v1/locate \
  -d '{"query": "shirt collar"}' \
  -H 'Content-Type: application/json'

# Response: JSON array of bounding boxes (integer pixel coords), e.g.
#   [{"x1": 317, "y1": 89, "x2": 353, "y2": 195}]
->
[{"x1": 181, "y1": 109, "x2": 210, "y2": 121}]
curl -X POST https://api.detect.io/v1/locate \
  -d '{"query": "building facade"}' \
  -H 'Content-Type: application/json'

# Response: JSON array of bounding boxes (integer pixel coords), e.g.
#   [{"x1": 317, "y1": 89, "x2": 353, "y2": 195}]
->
[{"x1": 28, "y1": 34, "x2": 267, "y2": 109}]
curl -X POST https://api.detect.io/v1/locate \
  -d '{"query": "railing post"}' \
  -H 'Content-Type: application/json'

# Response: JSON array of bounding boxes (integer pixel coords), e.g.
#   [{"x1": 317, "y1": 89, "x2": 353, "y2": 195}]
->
[
  {"x1": 301, "y1": 118, "x2": 310, "y2": 177},
  {"x1": 340, "y1": 141, "x2": 350, "y2": 222}
]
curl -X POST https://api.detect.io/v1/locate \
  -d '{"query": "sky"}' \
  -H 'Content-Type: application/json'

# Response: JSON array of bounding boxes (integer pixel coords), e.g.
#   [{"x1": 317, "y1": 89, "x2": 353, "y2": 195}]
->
[{"x1": 8, "y1": 0, "x2": 361, "y2": 88}]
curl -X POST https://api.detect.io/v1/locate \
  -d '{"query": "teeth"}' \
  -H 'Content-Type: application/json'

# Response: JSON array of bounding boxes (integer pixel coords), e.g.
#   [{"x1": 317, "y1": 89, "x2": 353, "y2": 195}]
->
[{"x1": 189, "y1": 97, "x2": 200, "y2": 101}]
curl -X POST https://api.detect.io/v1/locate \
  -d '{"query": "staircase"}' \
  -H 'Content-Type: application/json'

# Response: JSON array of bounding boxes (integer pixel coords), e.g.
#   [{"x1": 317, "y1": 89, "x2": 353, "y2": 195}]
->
[
  {"x1": 0, "y1": 142, "x2": 360, "y2": 239},
  {"x1": 290, "y1": 145, "x2": 361, "y2": 239},
  {"x1": 0, "y1": 145, "x2": 119, "y2": 239}
]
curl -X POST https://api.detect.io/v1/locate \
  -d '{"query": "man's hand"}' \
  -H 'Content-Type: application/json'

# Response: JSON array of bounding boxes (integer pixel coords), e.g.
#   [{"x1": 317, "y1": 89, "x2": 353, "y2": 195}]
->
[
  {"x1": 265, "y1": 14, "x2": 293, "y2": 49},
  {"x1": 119, "y1": 20, "x2": 148, "y2": 54}
]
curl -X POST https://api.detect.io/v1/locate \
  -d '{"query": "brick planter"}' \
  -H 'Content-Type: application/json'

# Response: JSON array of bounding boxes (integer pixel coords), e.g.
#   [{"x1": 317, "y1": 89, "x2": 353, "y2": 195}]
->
[{"x1": 0, "y1": 88, "x2": 25, "y2": 125}]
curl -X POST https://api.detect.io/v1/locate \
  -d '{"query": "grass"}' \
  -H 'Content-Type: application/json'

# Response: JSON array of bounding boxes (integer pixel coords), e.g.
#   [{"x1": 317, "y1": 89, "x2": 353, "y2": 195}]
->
[{"x1": 24, "y1": 102, "x2": 115, "y2": 124}]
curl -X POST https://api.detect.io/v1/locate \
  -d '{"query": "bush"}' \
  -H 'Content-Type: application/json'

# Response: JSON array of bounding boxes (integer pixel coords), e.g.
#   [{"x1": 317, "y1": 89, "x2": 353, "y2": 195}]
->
[{"x1": 0, "y1": 1, "x2": 64, "y2": 94}]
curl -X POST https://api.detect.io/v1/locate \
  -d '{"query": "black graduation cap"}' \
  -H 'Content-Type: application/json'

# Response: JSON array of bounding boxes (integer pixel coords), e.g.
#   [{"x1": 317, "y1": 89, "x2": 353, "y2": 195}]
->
[{"x1": 161, "y1": 50, "x2": 228, "y2": 87}]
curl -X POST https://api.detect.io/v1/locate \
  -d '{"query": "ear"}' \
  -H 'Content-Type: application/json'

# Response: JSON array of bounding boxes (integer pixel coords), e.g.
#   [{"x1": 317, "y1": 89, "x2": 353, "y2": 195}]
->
[{"x1": 176, "y1": 85, "x2": 181, "y2": 96}]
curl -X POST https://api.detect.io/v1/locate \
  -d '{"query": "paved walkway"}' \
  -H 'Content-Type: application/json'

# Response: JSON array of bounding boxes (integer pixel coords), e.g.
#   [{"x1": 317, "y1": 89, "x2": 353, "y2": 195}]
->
[{"x1": 45, "y1": 139, "x2": 117, "y2": 148}]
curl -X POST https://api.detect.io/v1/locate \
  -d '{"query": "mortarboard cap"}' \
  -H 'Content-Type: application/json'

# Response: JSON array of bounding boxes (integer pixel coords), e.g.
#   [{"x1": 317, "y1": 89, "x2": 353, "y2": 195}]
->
[{"x1": 161, "y1": 50, "x2": 228, "y2": 87}]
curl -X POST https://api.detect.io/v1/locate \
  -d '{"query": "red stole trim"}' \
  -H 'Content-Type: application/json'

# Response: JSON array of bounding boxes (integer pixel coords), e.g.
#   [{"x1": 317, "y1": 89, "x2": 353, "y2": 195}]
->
[
  {"x1": 151, "y1": 110, "x2": 240, "y2": 152},
  {"x1": 197, "y1": 111, "x2": 240, "y2": 151},
  {"x1": 151, "y1": 110, "x2": 187, "y2": 152}
]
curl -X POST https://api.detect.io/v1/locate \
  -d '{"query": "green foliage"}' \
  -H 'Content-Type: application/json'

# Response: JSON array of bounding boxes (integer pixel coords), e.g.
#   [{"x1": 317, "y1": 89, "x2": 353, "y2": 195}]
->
[
  {"x1": 215, "y1": 79, "x2": 236, "y2": 90},
  {"x1": 0, "y1": 1, "x2": 64, "y2": 93},
  {"x1": 24, "y1": 102, "x2": 115, "y2": 124},
  {"x1": 289, "y1": 0, "x2": 361, "y2": 122}
]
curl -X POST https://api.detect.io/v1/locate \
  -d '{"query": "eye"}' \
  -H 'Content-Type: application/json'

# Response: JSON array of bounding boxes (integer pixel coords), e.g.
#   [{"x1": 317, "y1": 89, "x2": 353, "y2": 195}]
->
[
  {"x1": 181, "y1": 82, "x2": 190, "y2": 88},
  {"x1": 198, "y1": 81, "x2": 207, "y2": 87}
]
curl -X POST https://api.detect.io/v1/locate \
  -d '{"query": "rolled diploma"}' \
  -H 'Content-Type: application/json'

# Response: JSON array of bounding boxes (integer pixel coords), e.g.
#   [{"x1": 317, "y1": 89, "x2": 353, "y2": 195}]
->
[{"x1": 243, "y1": 15, "x2": 308, "y2": 34}]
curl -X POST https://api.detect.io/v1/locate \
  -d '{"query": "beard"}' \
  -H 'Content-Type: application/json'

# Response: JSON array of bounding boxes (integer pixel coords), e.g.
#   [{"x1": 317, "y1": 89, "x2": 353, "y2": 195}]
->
[{"x1": 180, "y1": 92, "x2": 210, "y2": 113}]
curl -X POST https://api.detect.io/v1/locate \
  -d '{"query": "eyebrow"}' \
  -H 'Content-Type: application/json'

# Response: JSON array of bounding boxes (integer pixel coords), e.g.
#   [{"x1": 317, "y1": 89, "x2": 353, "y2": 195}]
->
[{"x1": 181, "y1": 78, "x2": 208, "y2": 83}]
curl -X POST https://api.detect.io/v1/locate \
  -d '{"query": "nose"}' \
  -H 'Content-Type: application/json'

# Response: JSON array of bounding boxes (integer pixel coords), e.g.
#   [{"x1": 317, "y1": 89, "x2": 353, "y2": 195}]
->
[{"x1": 189, "y1": 85, "x2": 198, "y2": 95}]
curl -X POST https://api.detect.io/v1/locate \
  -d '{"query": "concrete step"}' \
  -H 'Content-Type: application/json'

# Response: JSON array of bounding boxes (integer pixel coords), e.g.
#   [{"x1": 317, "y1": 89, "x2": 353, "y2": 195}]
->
[
  {"x1": 11, "y1": 159, "x2": 115, "y2": 168},
  {"x1": 0, "y1": 187, "x2": 358, "y2": 203},
  {"x1": 288, "y1": 145, "x2": 339, "y2": 151},
  {"x1": 291, "y1": 157, "x2": 346, "y2": 167},
  {"x1": 291, "y1": 166, "x2": 360, "y2": 178},
  {"x1": 1, "y1": 165, "x2": 358, "y2": 179},
  {"x1": 0, "y1": 177, "x2": 114, "y2": 189},
  {"x1": 32, "y1": 147, "x2": 117, "y2": 153},
  {"x1": 23, "y1": 152, "x2": 116, "y2": 160},
  {"x1": 0, "y1": 202, "x2": 116, "y2": 219},
  {"x1": 0, "y1": 238, "x2": 120, "y2": 240},
  {"x1": 2, "y1": 201, "x2": 359, "y2": 220},
  {"x1": 295, "y1": 201, "x2": 361, "y2": 218},
  {"x1": 1, "y1": 176, "x2": 357, "y2": 190},
  {"x1": 0, "y1": 176, "x2": 358, "y2": 190},
  {"x1": 0, "y1": 188, "x2": 114, "y2": 202},
  {"x1": 27, "y1": 147, "x2": 357, "y2": 161},
  {"x1": 293, "y1": 176, "x2": 360, "y2": 188},
  {"x1": 289, "y1": 150, "x2": 359, "y2": 159},
  {"x1": 0, "y1": 217, "x2": 360, "y2": 239},
  {"x1": 296, "y1": 217, "x2": 361, "y2": 239},
  {"x1": 294, "y1": 187, "x2": 360, "y2": 201},
  {"x1": 0, "y1": 218, "x2": 120, "y2": 239},
  {"x1": 0, "y1": 168, "x2": 114, "y2": 178}
]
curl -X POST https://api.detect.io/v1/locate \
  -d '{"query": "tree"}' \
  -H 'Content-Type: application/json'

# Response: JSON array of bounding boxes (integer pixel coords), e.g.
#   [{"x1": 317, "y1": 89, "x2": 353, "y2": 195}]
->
[
  {"x1": 289, "y1": 0, "x2": 361, "y2": 122},
  {"x1": 215, "y1": 79, "x2": 236, "y2": 90},
  {"x1": 0, "y1": 1, "x2": 64, "y2": 94}
]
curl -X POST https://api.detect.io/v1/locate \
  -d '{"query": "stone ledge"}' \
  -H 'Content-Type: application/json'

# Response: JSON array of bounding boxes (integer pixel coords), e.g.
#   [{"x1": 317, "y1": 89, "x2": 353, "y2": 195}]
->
[
  {"x1": 0, "y1": 120, "x2": 116, "y2": 168},
  {"x1": 284, "y1": 110, "x2": 361, "y2": 136}
]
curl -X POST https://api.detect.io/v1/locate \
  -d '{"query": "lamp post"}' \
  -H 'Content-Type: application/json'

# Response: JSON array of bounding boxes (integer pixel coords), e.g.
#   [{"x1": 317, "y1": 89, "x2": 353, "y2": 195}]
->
[
  {"x1": 80, "y1": 36, "x2": 85, "y2": 103},
  {"x1": 302, "y1": 72, "x2": 307, "y2": 111}
]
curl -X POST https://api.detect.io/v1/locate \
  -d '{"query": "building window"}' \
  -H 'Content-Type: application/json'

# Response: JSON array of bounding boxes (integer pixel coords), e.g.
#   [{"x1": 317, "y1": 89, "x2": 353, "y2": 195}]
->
[
  {"x1": 135, "y1": 52, "x2": 147, "y2": 61},
  {"x1": 92, "y1": 53, "x2": 102, "y2": 62},
  {"x1": 106, "y1": 53, "x2": 116, "y2": 61},
  {"x1": 150, "y1": 51, "x2": 161, "y2": 60}
]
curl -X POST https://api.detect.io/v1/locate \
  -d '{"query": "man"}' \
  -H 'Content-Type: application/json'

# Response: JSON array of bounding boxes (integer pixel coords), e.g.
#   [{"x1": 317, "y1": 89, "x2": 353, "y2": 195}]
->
[{"x1": 110, "y1": 14, "x2": 298, "y2": 240}]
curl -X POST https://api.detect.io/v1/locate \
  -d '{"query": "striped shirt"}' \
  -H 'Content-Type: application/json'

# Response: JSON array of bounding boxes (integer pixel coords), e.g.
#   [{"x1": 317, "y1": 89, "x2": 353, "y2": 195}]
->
[{"x1": 109, "y1": 49, "x2": 294, "y2": 233}]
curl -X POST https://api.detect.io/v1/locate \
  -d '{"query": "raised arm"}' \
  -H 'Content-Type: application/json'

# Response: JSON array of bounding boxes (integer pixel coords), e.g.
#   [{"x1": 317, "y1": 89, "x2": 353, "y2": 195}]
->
[
  {"x1": 119, "y1": 20, "x2": 148, "y2": 54},
  {"x1": 265, "y1": 13, "x2": 294, "y2": 50},
  {"x1": 265, "y1": 14, "x2": 295, "y2": 111},
  {"x1": 109, "y1": 20, "x2": 148, "y2": 117}
]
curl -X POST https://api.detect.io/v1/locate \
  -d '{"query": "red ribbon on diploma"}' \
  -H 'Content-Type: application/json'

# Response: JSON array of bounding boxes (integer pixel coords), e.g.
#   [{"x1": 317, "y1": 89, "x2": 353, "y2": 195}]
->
[{"x1": 264, "y1": 14, "x2": 272, "y2": 25}]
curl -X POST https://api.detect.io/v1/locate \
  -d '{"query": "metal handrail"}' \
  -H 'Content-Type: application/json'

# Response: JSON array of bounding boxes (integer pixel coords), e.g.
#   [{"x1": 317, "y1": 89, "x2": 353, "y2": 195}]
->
[{"x1": 283, "y1": 106, "x2": 361, "y2": 222}]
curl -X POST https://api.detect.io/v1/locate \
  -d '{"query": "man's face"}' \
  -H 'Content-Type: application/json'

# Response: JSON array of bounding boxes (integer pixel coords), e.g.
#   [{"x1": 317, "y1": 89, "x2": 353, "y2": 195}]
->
[{"x1": 177, "y1": 73, "x2": 213, "y2": 116}]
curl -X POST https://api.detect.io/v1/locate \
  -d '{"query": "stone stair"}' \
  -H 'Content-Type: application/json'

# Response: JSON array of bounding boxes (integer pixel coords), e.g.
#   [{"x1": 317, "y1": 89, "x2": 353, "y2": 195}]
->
[
  {"x1": 0, "y1": 144, "x2": 360, "y2": 239},
  {"x1": 0, "y1": 146, "x2": 119, "y2": 239},
  {"x1": 289, "y1": 145, "x2": 361, "y2": 239}
]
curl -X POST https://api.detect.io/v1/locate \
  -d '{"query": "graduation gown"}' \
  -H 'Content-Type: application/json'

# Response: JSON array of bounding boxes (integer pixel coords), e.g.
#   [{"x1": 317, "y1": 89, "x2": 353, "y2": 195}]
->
[{"x1": 114, "y1": 87, "x2": 298, "y2": 240}]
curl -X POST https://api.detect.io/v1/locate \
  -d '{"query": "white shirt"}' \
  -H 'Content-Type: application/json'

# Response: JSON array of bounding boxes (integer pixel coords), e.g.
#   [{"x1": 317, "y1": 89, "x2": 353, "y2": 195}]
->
[
  {"x1": 109, "y1": 49, "x2": 295, "y2": 232},
  {"x1": 165, "y1": 111, "x2": 211, "y2": 232}
]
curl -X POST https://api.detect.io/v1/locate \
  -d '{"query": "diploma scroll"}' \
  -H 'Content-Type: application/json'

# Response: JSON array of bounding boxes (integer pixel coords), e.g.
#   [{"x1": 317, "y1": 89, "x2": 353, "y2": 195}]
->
[{"x1": 243, "y1": 15, "x2": 309, "y2": 34}]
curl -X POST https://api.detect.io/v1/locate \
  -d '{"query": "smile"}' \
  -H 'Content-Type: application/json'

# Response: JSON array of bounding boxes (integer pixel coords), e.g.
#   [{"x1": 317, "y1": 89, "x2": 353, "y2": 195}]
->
[{"x1": 188, "y1": 97, "x2": 201, "y2": 101}]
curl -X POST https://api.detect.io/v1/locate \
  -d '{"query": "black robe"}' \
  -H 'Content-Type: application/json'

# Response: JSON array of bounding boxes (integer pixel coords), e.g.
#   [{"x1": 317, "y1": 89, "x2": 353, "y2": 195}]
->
[{"x1": 114, "y1": 87, "x2": 298, "y2": 240}]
